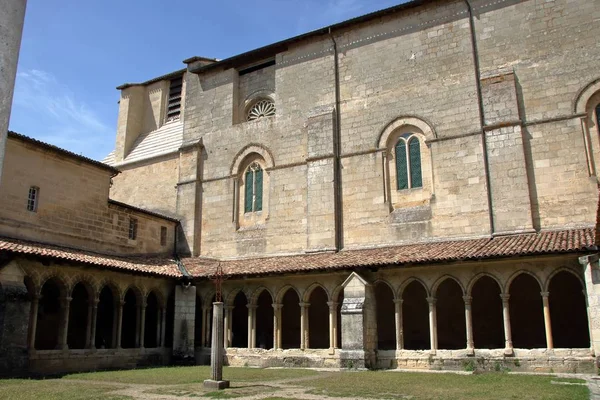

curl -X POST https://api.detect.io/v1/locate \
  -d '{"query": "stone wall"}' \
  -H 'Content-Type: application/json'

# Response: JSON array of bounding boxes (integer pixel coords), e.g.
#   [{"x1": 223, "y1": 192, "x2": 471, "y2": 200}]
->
[{"x1": 0, "y1": 137, "x2": 177, "y2": 255}]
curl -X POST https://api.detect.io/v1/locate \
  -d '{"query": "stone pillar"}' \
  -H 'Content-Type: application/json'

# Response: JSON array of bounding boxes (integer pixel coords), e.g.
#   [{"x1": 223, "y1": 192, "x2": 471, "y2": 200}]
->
[
  {"x1": 155, "y1": 307, "x2": 162, "y2": 348},
  {"x1": 84, "y1": 301, "x2": 93, "y2": 349},
  {"x1": 339, "y1": 272, "x2": 376, "y2": 369},
  {"x1": 248, "y1": 305, "x2": 257, "y2": 349},
  {"x1": 202, "y1": 306, "x2": 210, "y2": 347},
  {"x1": 0, "y1": 262, "x2": 32, "y2": 375},
  {"x1": 59, "y1": 297, "x2": 72, "y2": 350},
  {"x1": 160, "y1": 308, "x2": 167, "y2": 347},
  {"x1": 500, "y1": 293, "x2": 513, "y2": 355},
  {"x1": 393, "y1": 299, "x2": 403, "y2": 350},
  {"x1": 327, "y1": 301, "x2": 337, "y2": 350},
  {"x1": 89, "y1": 299, "x2": 98, "y2": 349},
  {"x1": 203, "y1": 302, "x2": 229, "y2": 390},
  {"x1": 273, "y1": 303, "x2": 282, "y2": 349},
  {"x1": 28, "y1": 295, "x2": 39, "y2": 350},
  {"x1": 116, "y1": 301, "x2": 124, "y2": 349},
  {"x1": 135, "y1": 305, "x2": 141, "y2": 348},
  {"x1": 223, "y1": 306, "x2": 230, "y2": 348},
  {"x1": 139, "y1": 302, "x2": 146, "y2": 348},
  {"x1": 541, "y1": 292, "x2": 553, "y2": 350},
  {"x1": 463, "y1": 296, "x2": 474, "y2": 354},
  {"x1": 300, "y1": 302, "x2": 309, "y2": 350},
  {"x1": 427, "y1": 297, "x2": 437, "y2": 353},
  {"x1": 174, "y1": 285, "x2": 196, "y2": 359},
  {"x1": 583, "y1": 289, "x2": 595, "y2": 356},
  {"x1": 0, "y1": 0, "x2": 27, "y2": 185}
]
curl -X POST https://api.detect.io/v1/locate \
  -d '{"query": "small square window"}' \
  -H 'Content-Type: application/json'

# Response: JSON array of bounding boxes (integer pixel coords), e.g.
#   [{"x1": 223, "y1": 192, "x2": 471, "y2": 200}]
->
[
  {"x1": 27, "y1": 186, "x2": 39, "y2": 212},
  {"x1": 128, "y1": 218, "x2": 138, "y2": 240},
  {"x1": 160, "y1": 226, "x2": 167, "y2": 246}
]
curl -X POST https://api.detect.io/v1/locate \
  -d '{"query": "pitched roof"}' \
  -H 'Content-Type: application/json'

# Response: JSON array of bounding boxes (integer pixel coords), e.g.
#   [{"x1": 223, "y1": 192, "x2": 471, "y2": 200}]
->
[
  {"x1": 108, "y1": 199, "x2": 179, "y2": 222},
  {"x1": 0, "y1": 237, "x2": 180, "y2": 277},
  {"x1": 183, "y1": 228, "x2": 596, "y2": 279},
  {"x1": 8, "y1": 131, "x2": 119, "y2": 174},
  {"x1": 103, "y1": 122, "x2": 183, "y2": 166}
]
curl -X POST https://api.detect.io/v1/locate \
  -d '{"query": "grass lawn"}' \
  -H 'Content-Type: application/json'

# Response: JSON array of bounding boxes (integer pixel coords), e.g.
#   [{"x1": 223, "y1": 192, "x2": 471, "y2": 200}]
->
[{"x1": 0, "y1": 366, "x2": 590, "y2": 400}]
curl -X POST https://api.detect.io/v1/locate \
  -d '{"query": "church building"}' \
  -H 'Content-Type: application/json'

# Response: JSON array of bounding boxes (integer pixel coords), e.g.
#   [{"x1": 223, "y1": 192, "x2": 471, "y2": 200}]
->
[{"x1": 1, "y1": 0, "x2": 600, "y2": 375}]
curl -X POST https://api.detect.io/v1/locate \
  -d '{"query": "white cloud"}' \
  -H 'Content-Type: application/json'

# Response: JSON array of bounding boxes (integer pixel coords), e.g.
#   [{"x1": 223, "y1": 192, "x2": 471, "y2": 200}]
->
[{"x1": 10, "y1": 69, "x2": 113, "y2": 160}]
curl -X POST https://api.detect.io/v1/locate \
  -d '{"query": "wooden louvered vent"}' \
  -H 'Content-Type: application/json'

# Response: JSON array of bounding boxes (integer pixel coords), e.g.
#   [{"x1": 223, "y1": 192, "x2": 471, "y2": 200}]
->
[{"x1": 166, "y1": 77, "x2": 182, "y2": 122}]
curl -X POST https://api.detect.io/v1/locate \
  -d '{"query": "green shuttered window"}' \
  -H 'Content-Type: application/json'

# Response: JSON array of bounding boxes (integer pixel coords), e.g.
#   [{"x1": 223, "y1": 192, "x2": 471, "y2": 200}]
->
[
  {"x1": 244, "y1": 163, "x2": 263, "y2": 213},
  {"x1": 395, "y1": 134, "x2": 423, "y2": 190}
]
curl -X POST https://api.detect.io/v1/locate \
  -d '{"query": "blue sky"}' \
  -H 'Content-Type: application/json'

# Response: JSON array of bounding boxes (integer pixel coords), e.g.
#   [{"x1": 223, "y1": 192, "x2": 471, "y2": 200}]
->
[{"x1": 9, "y1": 0, "x2": 405, "y2": 161}]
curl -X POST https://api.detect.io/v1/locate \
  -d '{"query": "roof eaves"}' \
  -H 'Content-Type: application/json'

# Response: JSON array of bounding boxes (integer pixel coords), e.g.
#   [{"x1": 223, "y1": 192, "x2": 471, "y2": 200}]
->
[
  {"x1": 116, "y1": 68, "x2": 187, "y2": 90},
  {"x1": 107, "y1": 199, "x2": 180, "y2": 223},
  {"x1": 7, "y1": 131, "x2": 120, "y2": 175}
]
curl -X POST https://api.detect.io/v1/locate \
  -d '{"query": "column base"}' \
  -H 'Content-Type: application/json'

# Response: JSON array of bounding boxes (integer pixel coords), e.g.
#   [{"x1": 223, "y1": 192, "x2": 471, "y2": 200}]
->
[
  {"x1": 204, "y1": 380, "x2": 230, "y2": 390},
  {"x1": 504, "y1": 347, "x2": 514, "y2": 356},
  {"x1": 466, "y1": 347, "x2": 475, "y2": 356}
]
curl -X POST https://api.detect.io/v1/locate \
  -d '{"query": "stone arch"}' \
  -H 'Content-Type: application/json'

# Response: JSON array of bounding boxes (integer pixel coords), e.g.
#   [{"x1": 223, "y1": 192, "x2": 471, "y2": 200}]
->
[
  {"x1": 231, "y1": 291, "x2": 249, "y2": 348},
  {"x1": 307, "y1": 285, "x2": 329, "y2": 349},
  {"x1": 35, "y1": 276, "x2": 67, "y2": 350},
  {"x1": 505, "y1": 270, "x2": 542, "y2": 294},
  {"x1": 275, "y1": 285, "x2": 301, "y2": 304},
  {"x1": 435, "y1": 277, "x2": 467, "y2": 350},
  {"x1": 402, "y1": 279, "x2": 430, "y2": 350},
  {"x1": 280, "y1": 286, "x2": 301, "y2": 349},
  {"x1": 96, "y1": 283, "x2": 118, "y2": 349},
  {"x1": 230, "y1": 144, "x2": 275, "y2": 176},
  {"x1": 372, "y1": 279, "x2": 396, "y2": 299},
  {"x1": 225, "y1": 288, "x2": 247, "y2": 307},
  {"x1": 302, "y1": 282, "x2": 330, "y2": 303},
  {"x1": 509, "y1": 272, "x2": 545, "y2": 348},
  {"x1": 377, "y1": 116, "x2": 437, "y2": 149},
  {"x1": 121, "y1": 286, "x2": 143, "y2": 348},
  {"x1": 431, "y1": 275, "x2": 465, "y2": 297},
  {"x1": 254, "y1": 288, "x2": 274, "y2": 349},
  {"x1": 543, "y1": 267, "x2": 584, "y2": 293},
  {"x1": 67, "y1": 281, "x2": 92, "y2": 349},
  {"x1": 249, "y1": 286, "x2": 275, "y2": 306},
  {"x1": 466, "y1": 273, "x2": 503, "y2": 297},
  {"x1": 470, "y1": 274, "x2": 504, "y2": 349},
  {"x1": 144, "y1": 289, "x2": 163, "y2": 348},
  {"x1": 39, "y1": 274, "x2": 69, "y2": 298},
  {"x1": 399, "y1": 277, "x2": 431, "y2": 299},
  {"x1": 203, "y1": 290, "x2": 216, "y2": 307},
  {"x1": 573, "y1": 78, "x2": 600, "y2": 114}
]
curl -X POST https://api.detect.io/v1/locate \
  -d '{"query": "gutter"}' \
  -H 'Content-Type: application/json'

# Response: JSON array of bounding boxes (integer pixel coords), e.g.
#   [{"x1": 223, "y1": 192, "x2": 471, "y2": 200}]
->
[
  {"x1": 464, "y1": 0, "x2": 495, "y2": 235},
  {"x1": 329, "y1": 28, "x2": 344, "y2": 252}
]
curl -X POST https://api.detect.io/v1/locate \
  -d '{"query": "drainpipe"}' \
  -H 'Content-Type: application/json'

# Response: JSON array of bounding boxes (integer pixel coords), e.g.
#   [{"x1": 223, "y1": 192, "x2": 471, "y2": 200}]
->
[
  {"x1": 464, "y1": 0, "x2": 495, "y2": 235},
  {"x1": 329, "y1": 27, "x2": 344, "y2": 251}
]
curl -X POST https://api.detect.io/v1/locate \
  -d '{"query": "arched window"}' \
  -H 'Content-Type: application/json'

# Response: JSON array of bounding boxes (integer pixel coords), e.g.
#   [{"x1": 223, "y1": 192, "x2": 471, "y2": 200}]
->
[
  {"x1": 395, "y1": 134, "x2": 422, "y2": 190},
  {"x1": 244, "y1": 162, "x2": 263, "y2": 213},
  {"x1": 247, "y1": 99, "x2": 275, "y2": 121}
]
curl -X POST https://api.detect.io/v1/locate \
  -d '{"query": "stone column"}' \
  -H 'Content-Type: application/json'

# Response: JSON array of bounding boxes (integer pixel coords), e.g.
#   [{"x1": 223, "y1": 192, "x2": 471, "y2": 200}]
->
[
  {"x1": 89, "y1": 299, "x2": 98, "y2": 349},
  {"x1": 463, "y1": 295, "x2": 474, "y2": 354},
  {"x1": 84, "y1": 301, "x2": 93, "y2": 349},
  {"x1": 500, "y1": 294, "x2": 513, "y2": 355},
  {"x1": 139, "y1": 302, "x2": 146, "y2": 348},
  {"x1": 541, "y1": 292, "x2": 553, "y2": 350},
  {"x1": 249, "y1": 305, "x2": 257, "y2": 349},
  {"x1": 223, "y1": 306, "x2": 230, "y2": 348},
  {"x1": 160, "y1": 308, "x2": 167, "y2": 347},
  {"x1": 28, "y1": 294, "x2": 39, "y2": 350},
  {"x1": 116, "y1": 301, "x2": 124, "y2": 349},
  {"x1": 393, "y1": 299, "x2": 403, "y2": 350},
  {"x1": 202, "y1": 306, "x2": 210, "y2": 347},
  {"x1": 155, "y1": 307, "x2": 162, "y2": 348},
  {"x1": 246, "y1": 305, "x2": 254, "y2": 348},
  {"x1": 135, "y1": 305, "x2": 142, "y2": 348},
  {"x1": 0, "y1": 0, "x2": 27, "y2": 185},
  {"x1": 427, "y1": 297, "x2": 437, "y2": 353},
  {"x1": 300, "y1": 302, "x2": 309, "y2": 350},
  {"x1": 204, "y1": 302, "x2": 229, "y2": 390},
  {"x1": 59, "y1": 297, "x2": 72, "y2": 350},
  {"x1": 327, "y1": 301, "x2": 337, "y2": 350},
  {"x1": 273, "y1": 303, "x2": 282, "y2": 349},
  {"x1": 583, "y1": 289, "x2": 595, "y2": 355},
  {"x1": 580, "y1": 254, "x2": 600, "y2": 356}
]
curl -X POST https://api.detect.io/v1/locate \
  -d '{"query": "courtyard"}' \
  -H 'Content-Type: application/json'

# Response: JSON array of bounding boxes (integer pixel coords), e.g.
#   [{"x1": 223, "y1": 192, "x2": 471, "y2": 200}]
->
[{"x1": 0, "y1": 366, "x2": 592, "y2": 400}]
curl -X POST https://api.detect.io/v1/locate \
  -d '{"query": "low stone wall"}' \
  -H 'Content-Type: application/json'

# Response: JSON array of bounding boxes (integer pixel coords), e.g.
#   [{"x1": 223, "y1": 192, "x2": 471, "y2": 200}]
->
[
  {"x1": 196, "y1": 347, "x2": 595, "y2": 374},
  {"x1": 29, "y1": 348, "x2": 171, "y2": 376},
  {"x1": 376, "y1": 348, "x2": 595, "y2": 373}
]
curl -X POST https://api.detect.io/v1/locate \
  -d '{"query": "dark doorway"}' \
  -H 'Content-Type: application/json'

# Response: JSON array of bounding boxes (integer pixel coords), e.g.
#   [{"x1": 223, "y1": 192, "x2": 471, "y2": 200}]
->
[
  {"x1": 549, "y1": 271, "x2": 590, "y2": 348},
  {"x1": 509, "y1": 273, "x2": 545, "y2": 348},
  {"x1": 308, "y1": 286, "x2": 329, "y2": 349},
  {"x1": 121, "y1": 289, "x2": 138, "y2": 348},
  {"x1": 375, "y1": 282, "x2": 395, "y2": 350},
  {"x1": 256, "y1": 290, "x2": 274, "y2": 349},
  {"x1": 35, "y1": 278, "x2": 62, "y2": 350},
  {"x1": 145, "y1": 292, "x2": 160, "y2": 348},
  {"x1": 231, "y1": 292, "x2": 248, "y2": 348},
  {"x1": 402, "y1": 280, "x2": 429, "y2": 350},
  {"x1": 471, "y1": 276, "x2": 504, "y2": 349},
  {"x1": 67, "y1": 282, "x2": 89, "y2": 349},
  {"x1": 96, "y1": 286, "x2": 115, "y2": 349},
  {"x1": 165, "y1": 290, "x2": 175, "y2": 348},
  {"x1": 281, "y1": 289, "x2": 300, "y2": 349},
  {"x1": 436, "y1": 279, "x2": 466, "y2": 350}
]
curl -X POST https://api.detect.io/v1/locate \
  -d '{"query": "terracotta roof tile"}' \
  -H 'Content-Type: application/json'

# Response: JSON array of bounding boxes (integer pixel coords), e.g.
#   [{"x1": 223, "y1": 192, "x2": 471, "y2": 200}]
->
[
  {"x1": 183, "y1": 228, "x2": 596, "y2": 279},
  {"x1": 0, "y1": 237, "x2": 180, "y2": 277}
]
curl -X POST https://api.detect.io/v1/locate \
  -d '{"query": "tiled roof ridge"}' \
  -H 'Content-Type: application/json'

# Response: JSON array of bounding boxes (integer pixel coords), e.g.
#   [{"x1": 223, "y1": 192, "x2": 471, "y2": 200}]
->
[
  {"x1": 0, "y1": 236, "x2": 181, "y2": 278},
  {"x1": 8, "y1": 131, "x2": 120, "y2": 174}
]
